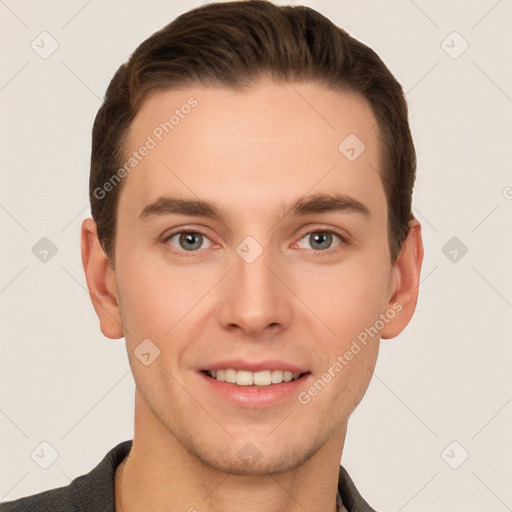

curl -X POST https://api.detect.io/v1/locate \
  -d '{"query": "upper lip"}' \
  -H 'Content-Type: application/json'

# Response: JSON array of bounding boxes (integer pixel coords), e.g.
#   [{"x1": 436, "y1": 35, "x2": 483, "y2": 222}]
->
[{"x1": 200, "y1": 359, "x2": 309, "y2": 374}]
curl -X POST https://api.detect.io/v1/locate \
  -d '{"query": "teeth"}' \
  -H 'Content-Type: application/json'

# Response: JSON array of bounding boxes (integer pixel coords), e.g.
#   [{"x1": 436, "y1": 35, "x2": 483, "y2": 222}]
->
[
  {"x1": 271, "y1": 370, "x2": 283, "y2": 383},
  {"x1": 207, "y1": 369, "x2": 301, "y2": 386},
  {"x1": 236, "y1": 370, "x2": 253, "y2": 386},
  {"x1": 225, "y1": 369, "x2": 236, "y2": 383},
  {"x1": 254, "y1": 370, "x2": 271, "y2": 385}
]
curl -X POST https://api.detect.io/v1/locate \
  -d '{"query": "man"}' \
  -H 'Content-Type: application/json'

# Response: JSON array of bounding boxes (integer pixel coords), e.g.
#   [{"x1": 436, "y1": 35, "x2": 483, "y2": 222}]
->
[{"x1": 1, "y1": 1, "x2": 423, "y2": 511}]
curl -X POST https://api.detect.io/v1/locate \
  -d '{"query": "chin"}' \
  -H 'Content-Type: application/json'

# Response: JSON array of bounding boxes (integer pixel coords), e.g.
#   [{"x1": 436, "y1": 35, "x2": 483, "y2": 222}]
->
[
  {"x1": 182, "y1": 428, "x2": 330, "y2": 477},
  {"x1": 197, "y1": 445, "x2": 318, "y2": 476}
]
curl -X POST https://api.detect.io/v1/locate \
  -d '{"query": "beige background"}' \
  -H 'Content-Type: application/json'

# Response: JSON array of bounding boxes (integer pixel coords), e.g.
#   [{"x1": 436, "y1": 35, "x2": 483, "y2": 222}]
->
[{"x1": 1, "y1": 0, "x2": 511, "y2": 510}]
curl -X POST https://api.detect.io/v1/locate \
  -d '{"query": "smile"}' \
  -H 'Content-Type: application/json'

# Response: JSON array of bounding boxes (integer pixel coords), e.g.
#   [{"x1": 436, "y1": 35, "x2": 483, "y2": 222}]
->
[{"x1": 205, "y1": 369, "x2": 303, "y2": 386}]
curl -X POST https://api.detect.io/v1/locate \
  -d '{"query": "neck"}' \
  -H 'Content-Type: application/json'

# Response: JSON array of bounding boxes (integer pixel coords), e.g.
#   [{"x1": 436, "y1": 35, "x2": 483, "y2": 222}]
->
[{"x1": 115, "y1": 391, "x2": 346, "y2": 512}]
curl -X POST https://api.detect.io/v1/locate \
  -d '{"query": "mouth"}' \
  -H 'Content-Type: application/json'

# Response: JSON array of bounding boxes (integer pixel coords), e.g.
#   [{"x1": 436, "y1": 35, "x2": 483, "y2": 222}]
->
[
  {"x1": 197, "y1": 358, "x2": 312, "y2": 407},
  {"x1": 201, "y1": 369, "x2": 310, "y2": 387}
]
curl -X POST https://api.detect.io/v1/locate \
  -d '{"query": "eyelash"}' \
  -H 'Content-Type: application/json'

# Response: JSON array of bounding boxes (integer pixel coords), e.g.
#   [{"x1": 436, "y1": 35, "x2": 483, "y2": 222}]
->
[{"x1": 162, "y1": 226, "x2": 349, "y2": 257}]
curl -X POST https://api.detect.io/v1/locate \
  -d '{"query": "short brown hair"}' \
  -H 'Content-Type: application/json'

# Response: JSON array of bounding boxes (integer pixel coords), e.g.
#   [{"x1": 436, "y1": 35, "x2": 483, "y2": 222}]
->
[{"x1": 90, "y1": 0, "x2": 416, "y2": 266}]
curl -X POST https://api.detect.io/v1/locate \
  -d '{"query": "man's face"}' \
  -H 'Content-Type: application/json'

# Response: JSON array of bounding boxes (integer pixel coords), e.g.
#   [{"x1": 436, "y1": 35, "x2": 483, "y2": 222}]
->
[{"x1": 113, "y1": 79, "x2": 397, "y2": 474}]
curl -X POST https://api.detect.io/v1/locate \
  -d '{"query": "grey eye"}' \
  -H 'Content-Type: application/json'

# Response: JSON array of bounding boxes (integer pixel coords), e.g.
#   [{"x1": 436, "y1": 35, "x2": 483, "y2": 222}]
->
[
  {"x1": 298, "y1": 231, "x2": 342, "y2": 251},
  {"x1": 168, "y1": 232, "x2": 211, "y2": 251}
]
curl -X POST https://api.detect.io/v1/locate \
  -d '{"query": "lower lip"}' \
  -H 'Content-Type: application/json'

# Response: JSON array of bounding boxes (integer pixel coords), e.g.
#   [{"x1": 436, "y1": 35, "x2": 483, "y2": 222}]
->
[{"x1": 199, "y1": 371, "x2": 310, "y2": 407}]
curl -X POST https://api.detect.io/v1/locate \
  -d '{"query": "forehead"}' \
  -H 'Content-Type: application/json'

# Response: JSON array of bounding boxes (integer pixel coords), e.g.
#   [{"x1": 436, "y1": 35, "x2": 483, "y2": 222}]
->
[{"x1": 119, "y1": 79, "x2": 385, "y2": 224}]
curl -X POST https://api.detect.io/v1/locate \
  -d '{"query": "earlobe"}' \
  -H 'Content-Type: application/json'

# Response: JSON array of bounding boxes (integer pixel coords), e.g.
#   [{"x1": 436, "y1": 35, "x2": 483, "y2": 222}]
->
[
  {"x1": 81, "y1": 218, "x2": 124, "y2": 340},
  {"x1": 381, "y1": 219, "x2": 424, "y2": 340}
]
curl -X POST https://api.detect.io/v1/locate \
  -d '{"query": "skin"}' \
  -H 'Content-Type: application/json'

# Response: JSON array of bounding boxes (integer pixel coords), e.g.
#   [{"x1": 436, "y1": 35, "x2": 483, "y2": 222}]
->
[{"x1": 81, "y1": 78, "x2": 423, "y2": 512}]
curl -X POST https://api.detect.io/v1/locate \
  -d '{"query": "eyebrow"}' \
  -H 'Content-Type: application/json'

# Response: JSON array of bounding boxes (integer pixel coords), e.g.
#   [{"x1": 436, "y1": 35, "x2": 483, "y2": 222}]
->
[{"x1": 138, "y1": 193, "x2": 372, "y2": 222}]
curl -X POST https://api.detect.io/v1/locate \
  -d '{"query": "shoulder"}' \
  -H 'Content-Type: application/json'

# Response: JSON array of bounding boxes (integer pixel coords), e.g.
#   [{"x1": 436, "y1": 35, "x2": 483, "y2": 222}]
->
[
  {"x1": 1, "y1": 440, "x2": 132, "y2": 512},
  {"x1": 0, "y1": 485, "x2": 73, "y2": 512}
]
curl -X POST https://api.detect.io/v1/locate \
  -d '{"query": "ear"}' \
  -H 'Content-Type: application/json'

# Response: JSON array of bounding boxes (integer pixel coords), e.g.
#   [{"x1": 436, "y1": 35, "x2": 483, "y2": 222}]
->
[
  {"x1": 381, "y1": 218, "x2": 424, "y2": 340},
  {"x1": 81, "y1": 218, "x2": 124, "y2": 339}
]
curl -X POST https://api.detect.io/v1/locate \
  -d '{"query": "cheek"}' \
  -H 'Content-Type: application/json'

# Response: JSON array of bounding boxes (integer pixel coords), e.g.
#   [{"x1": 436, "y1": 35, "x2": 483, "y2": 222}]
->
[
  {"x1": 115, "y1": 256, "x2": 218, "y2": 359},
  {"x1": 292, "y1": 258, "x2": 391, "y2": 343},
  {"x1": 116, "y1": 269, "x2": 192, "y2": 388}
]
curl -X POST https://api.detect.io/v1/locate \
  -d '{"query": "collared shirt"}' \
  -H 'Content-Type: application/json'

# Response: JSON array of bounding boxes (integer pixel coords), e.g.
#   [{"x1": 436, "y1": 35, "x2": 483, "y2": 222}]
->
[{"x1": 1, "y1": 440, "x2": 377, "y2": 511}]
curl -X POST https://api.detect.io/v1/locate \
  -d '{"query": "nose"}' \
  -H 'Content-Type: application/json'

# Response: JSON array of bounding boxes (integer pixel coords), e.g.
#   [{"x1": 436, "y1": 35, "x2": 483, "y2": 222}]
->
[{"x1": 218, "y1": 242, "x2": 293, "y2": 338}]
